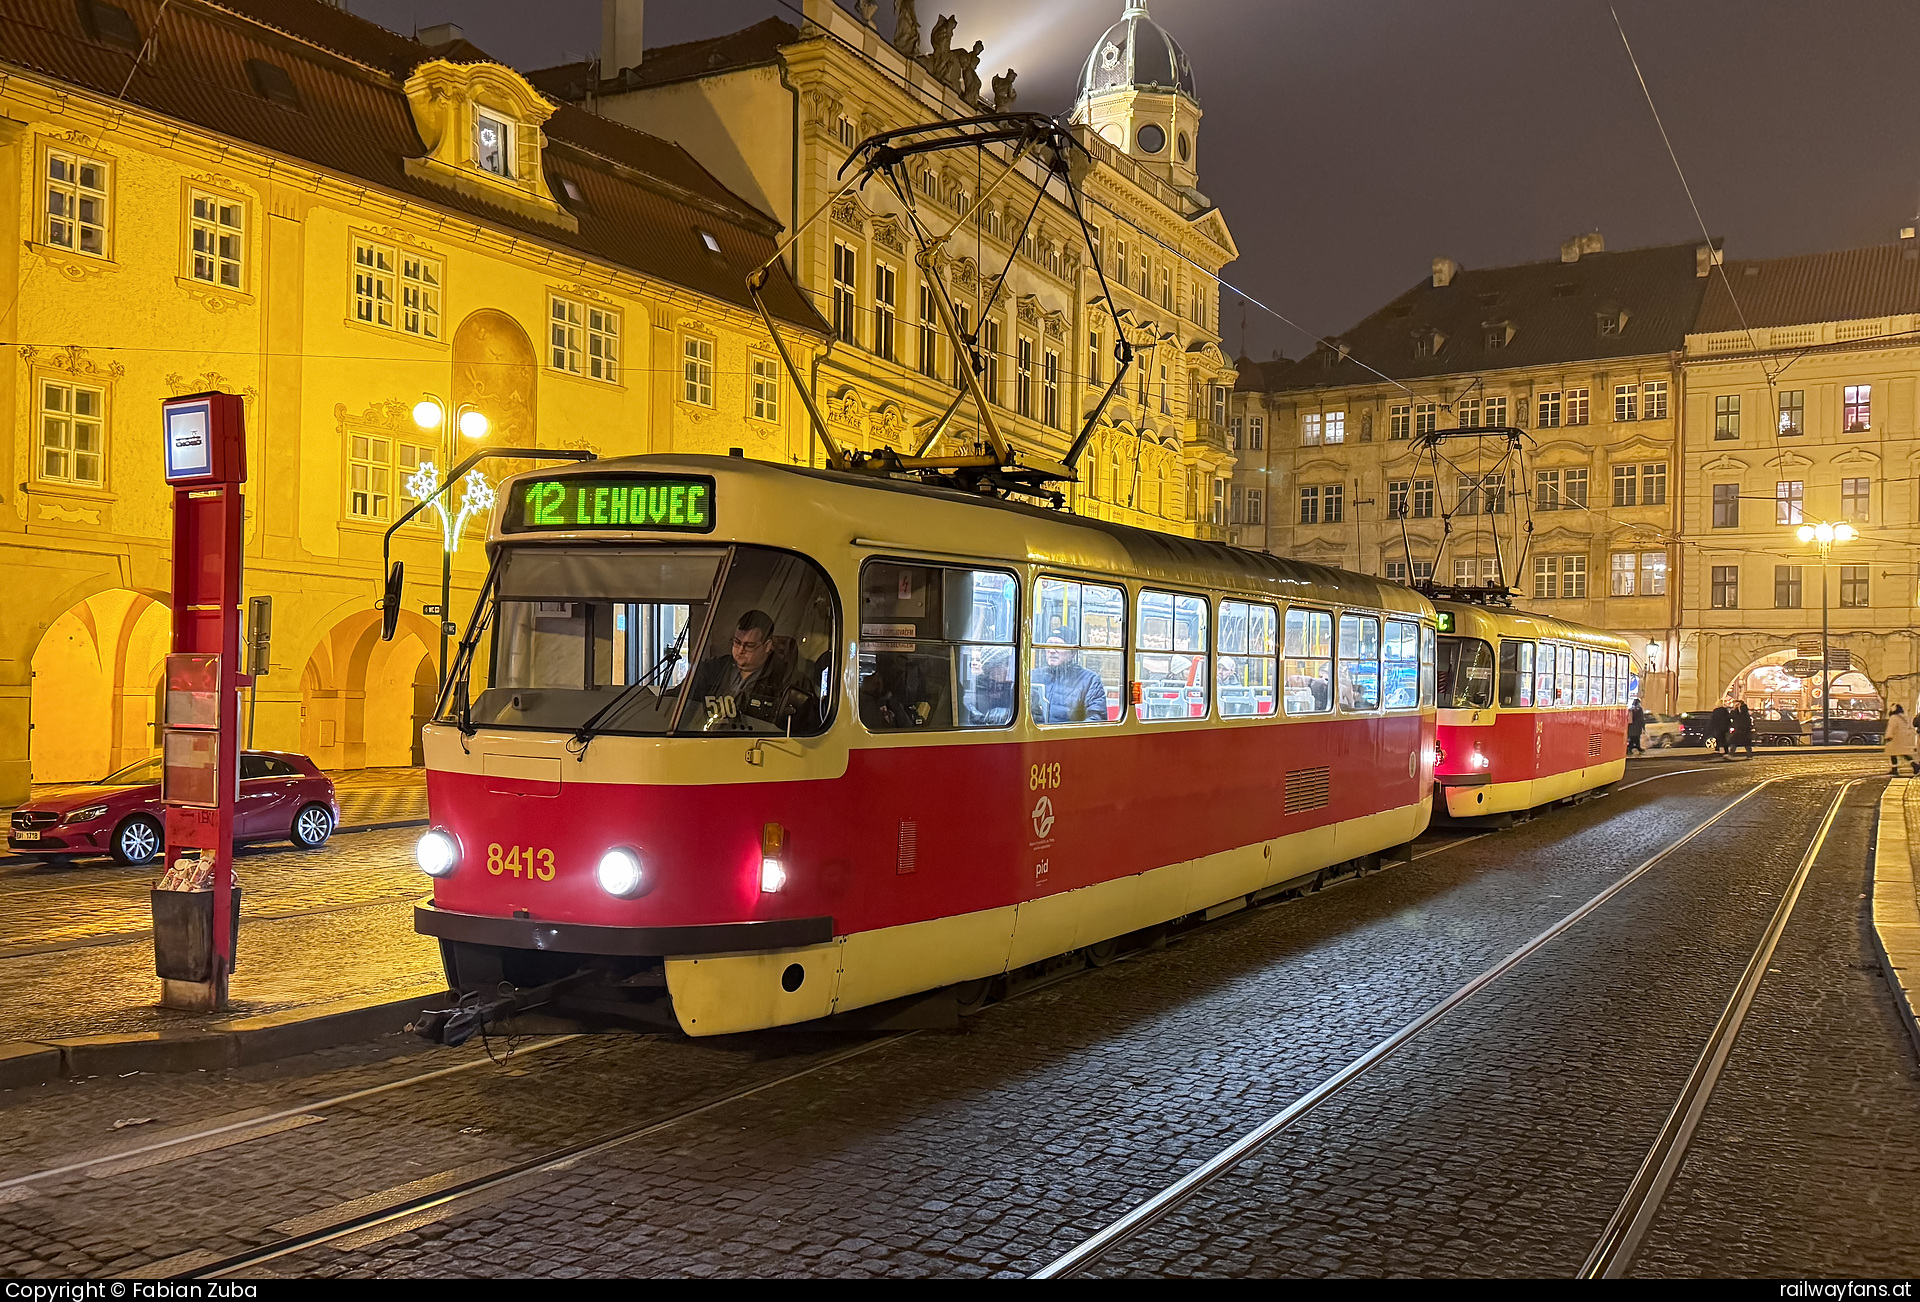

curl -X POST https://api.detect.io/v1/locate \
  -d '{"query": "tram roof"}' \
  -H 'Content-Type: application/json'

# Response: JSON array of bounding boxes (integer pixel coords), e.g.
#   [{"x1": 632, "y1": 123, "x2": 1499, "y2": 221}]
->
[
  {"x1": 492, "y1": 455, "x2": 1434, "y2": 616},
  {"x1": 1432, "y1": 599, "x2": 1630, "y2": 650}
]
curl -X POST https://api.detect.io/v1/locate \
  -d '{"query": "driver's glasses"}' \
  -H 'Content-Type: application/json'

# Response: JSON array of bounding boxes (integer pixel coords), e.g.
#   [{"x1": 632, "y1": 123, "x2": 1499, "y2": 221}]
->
[{"x1": 733, "y1": 634, "x2": 767, "y2": 652}]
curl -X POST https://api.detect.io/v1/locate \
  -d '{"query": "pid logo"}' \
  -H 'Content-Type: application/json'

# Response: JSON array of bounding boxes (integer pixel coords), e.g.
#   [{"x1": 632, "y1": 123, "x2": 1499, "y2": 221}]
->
[{"x1": 1031, "y1": 795, "x2": 1056, "y2": 839}]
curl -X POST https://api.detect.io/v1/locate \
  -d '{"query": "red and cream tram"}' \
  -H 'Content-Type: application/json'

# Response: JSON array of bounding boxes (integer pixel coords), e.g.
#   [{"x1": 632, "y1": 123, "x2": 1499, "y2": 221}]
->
[
  {"x1": 411, "y1": 455, "x2": 1442, "y2": 1037},
  {"x1": 1430, "y1": 601, "x2": 1631, "y2": 819}
]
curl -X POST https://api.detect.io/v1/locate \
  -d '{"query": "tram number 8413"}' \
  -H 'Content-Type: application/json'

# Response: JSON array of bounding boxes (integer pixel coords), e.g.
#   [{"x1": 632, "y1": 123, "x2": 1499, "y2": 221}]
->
[
  {"x1": 488, "y1": 844, "x2": 557, "y2": 881},
  {"x1": 1029, "y1": 763, "x2": 1063, "y2": 791}
]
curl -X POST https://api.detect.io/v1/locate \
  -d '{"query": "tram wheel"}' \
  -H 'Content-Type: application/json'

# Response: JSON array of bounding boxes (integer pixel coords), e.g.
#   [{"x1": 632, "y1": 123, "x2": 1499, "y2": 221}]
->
[{"x1": 1086, "y1": 938, "x2": 1120, "y2": 968}]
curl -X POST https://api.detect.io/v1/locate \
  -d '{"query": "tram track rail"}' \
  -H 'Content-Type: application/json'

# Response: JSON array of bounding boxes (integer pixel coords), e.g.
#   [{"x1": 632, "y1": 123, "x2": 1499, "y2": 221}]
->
[{"x1": 1031, "y1": 769, "x2": 1874, "y2": 1278}]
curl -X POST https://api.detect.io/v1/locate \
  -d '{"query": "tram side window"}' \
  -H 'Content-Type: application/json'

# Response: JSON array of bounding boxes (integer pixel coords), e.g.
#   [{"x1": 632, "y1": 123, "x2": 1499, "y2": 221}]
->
[
  {"x1": 1383, "y1": 620, "x2": 1420, "y2": 709},
  {"x1": 1338, "y1": 613, "x2": 1381, "y2": 711},
  {"x1": 1573, "y1": 647, "x2": 1591, "y2": 707},
  {"x1": 1556, "y1": 644, "x2": 1573, "y2": 706},
  {"x1": 1283, "y1": 608, "x2": 1334, "y2": 715},
  {"x1": 1499, "y1": 640, "x2": 1535, "y2": 708},
  {"x1": 1420, "y1": 623, "x2": 1437, "y2": 708},
  {"x1": 1031, "y1": 577, "x2": 1125, "y2": 725},
  {"x1": 1136, "y1": 590, "x2": 1210, "y2": 721},
  {"x1": 1435, "y1": 636, "x2": 1494, "y2": 709},
  {"x1": 1613, "y1": 653, "x2": 1626, "y2": 705},
  {"x1": 1601, "y1": 653, "x2": 1616, "y2": 707},
  {"x1": 1218, "y1": 600, "x2": 1279, "y2": 717},
  {"x1": 1534, "y1": 642, "x2": 1555, "y2": 708},
  {"x1": 858, "y1": 561, "x2": 1019, "y2": 731}
]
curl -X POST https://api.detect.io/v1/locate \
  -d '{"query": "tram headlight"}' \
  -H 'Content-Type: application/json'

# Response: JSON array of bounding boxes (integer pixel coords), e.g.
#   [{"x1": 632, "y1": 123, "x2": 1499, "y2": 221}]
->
[
  {"x1": 761, "y1": 821, "x2": 787, "y2": 894},
  {"x1": 416, "y1": 829, "x2": 460, "y2": 878},
  {"x1": 597, "y1": 847, "x2": 647, "y2": 899},
  {"x1": 1472, "y1": 748, "x2": 1490, "y2": 770}
]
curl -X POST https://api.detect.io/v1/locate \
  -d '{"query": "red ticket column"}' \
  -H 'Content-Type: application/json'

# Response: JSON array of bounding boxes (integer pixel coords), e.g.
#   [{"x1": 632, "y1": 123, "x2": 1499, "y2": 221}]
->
[{"x1": 158, "y1": 392, "x2": 247, "y2": 1011}]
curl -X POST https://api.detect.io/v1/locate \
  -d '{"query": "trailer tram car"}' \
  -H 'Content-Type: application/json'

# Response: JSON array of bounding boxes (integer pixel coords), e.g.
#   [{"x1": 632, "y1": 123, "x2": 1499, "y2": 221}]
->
[
  {"x1": 411, "y1": 455, "x2": 1442, "y2": 1038},
  {"x1": 1430, "y1": 601, "x2": 1630, "y2": 820}
]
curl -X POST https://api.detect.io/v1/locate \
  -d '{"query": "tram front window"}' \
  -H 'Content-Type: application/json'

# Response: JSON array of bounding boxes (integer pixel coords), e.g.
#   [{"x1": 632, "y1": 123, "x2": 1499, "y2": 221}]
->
[
  {"x1": 1435, "y1": 635, "x2": 1494, "y2": 709},
  {"x1": 466, "y1": 545, "x2": 836, "y2": 736}
]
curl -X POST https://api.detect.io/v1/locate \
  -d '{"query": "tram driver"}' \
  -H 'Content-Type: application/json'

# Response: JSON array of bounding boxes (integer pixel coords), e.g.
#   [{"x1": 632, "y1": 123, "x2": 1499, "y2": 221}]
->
[
  {"x1": 687, "y1": 608, "x2": 808, "y2": 731},
  {"x1": 1031, "y1": 636, "x2": 1109, "y2": 724}
]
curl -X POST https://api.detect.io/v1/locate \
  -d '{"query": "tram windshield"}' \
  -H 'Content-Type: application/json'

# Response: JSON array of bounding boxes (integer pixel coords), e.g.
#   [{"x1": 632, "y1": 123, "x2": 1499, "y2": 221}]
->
[
  {"x1": 1435, "y1": 635, "x2": 1494, "y2": 709},
  {"x1": 449, "y1": 544, "x2": 837, "y2": 736}
]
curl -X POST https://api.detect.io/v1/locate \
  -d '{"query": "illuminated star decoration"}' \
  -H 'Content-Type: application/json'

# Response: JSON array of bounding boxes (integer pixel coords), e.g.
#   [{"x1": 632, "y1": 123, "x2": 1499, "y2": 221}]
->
[{"x1": 406, "y1": 460, "x2": 496, "y2": 552}]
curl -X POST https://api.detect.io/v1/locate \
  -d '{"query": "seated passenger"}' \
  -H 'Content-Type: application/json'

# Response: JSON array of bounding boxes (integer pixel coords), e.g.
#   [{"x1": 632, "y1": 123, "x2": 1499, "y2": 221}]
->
[
  {"x1": 1032, "y1": 637, "x2": 1108, "y2": 724},
  {"x1": 963, "y1": 647, "x2": 1016, "y2": 727}
]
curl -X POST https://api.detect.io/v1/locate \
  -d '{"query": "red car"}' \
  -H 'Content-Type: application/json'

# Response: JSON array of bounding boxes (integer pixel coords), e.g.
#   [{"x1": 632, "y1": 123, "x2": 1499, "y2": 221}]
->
[{"x1": 7, "y1": 751, "x2": 340, "y2": 866}]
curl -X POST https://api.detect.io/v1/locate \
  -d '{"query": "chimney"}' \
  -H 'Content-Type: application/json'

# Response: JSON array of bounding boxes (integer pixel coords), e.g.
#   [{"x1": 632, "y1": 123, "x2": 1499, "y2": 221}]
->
[
  {"x1": 1431, "y1": 257, "x2": 1460, "y2": 288},
  {"x1": 602, "y1": 0, "x2": 645, "y2": 77},
  {"x1": 1696, "y1": 242, "x2": 1723, "y2": 277},
  {"x1": 417, "y1": 22, "x2": 462, "y2": 46},
  {"x1": 1560, "y1": 231, "x2": 1602, "y2": 263}
]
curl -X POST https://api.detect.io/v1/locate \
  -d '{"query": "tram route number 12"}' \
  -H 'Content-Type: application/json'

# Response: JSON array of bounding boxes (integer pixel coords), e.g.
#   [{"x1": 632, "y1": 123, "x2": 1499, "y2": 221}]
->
[
  {"x1": 488, "y1": 843, "x2": 557, "y2": 881},
  {"x1": 1029, "y1": 763, "x2": 1062, "y2": 791}
]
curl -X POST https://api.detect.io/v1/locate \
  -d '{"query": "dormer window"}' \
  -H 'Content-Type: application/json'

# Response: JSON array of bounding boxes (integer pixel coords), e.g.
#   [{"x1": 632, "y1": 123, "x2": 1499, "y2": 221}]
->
[
  {"x1": 474, "y1": 110, "x2": 513, "y2": 177},
  {"x1": 556, "y1": 175, "x2": 585, "y2": 207},
  {"x1": 697, "y1": 228, "x2": 722, "y2": 255},
  {"x1": 246, "y1": 59, "x2": 302, "y2": 110},
  {"x1": 1412, "y1": 327, "x2": 1446, "y2": 359},
  {"x1": 1485, "y1": 322, "x2": 1514, "y2": 350},
  {"x1": 78, "y1": 0, "x2": 142, "y2": 51},
  {"x1": 1597, "y1": 308, "x2": 1630, "y2": 337}
]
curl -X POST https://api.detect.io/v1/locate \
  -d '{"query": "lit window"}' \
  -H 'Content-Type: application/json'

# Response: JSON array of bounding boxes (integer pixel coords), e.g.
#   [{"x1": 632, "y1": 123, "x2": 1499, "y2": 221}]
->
[
  {"x1": 1845, "y1": 384, "x2": 1872, "y2": 433},
  {"x1": 1711, "y1": 565, "x2": 1739, "y2": 609},
  {"x1": 1029, "y1": 577, "x2": 1126, "y2": 727},
  {"x1": 1134, "y1": 590, "x2": 1210, "y2": 721},
  {"x1": 1611, "y1": 552, "x2": 1637, "y2": 596},
  {"x1": 1715, "y1": 394, "x2": 1740, "y2": 440},
  {"x1": 1712, "y1": 483, "x2": 1740, "y2": 528},
  {"x1": 1338, "y1": 613, "x2": 1381, "y2": 712},
  {"x1": 1843, "y1": 476, "x2": 1870, "y2": 522},
  {"x1": 1641, "y1": 551, "x2": 1668, "y2": 595},
  {"x1": 187, "y1": 190, "x2": 244, "y2": 289},
  {"x1": 474, "y1": 110, "x2": 513, "y2": 178},
  {"x1": 1841, "y1": 564, "x2": 1870, "y2": 609},
  {"x1": 1302, "y1": 413, "x2": 1322, "y2": 446},
  {"x1": 1283, "y1": 608, "x2": 1334, "y2": 716},
  {"x1": 683, "y1": 336, "x2": 714, "y2": 407},
  {"x1": 750, "y1": 356, "x2": 780, "y2": 422},
  {"x1": 1778, "y1": 389, "x2": 1804, "y2": 437},
  {"x1": 39, "y1": 379, "x2": 105, "y2": 486},
  {"x1": 1324, "y1": 411, "x2": 1346, "y2": 444},
  {"x1": 1774, "y1": 565, "x2": 1804, "y2": 610},
  {"x1": 1217, "y1": 600, "x2": 1278, "y2": 717},
  {"x1": 45, "y1": 150, "x2": 109, "y2": 257},
  {"x1": 1775, "y1": 480, "x2": 1804, "y2": 526},
  {"x1": 1533, "y1": 555, "x2": 1586, "y2": 599}
]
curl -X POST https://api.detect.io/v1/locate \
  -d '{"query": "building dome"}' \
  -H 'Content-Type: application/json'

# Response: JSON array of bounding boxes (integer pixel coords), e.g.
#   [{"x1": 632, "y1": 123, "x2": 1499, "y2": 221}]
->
[{"x1": 1077, "y1": 1, "x2": 1198, "y2": 106}]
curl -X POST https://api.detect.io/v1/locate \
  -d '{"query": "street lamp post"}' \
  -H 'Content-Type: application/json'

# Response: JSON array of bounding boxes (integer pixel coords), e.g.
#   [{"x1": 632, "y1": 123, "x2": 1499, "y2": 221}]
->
[
  {"x1": 412, "y1": 396, "x2": 490, "y2": 685},
  {"x1": 1796, "y1": 520, "x2": 1857, "y2": 744}
]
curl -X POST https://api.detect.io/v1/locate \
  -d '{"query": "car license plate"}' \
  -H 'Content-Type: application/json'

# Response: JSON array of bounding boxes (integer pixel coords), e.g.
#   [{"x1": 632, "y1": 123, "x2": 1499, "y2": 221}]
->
[{"x1": 13, "y1": 831, "x2": 38, "y2": 842}]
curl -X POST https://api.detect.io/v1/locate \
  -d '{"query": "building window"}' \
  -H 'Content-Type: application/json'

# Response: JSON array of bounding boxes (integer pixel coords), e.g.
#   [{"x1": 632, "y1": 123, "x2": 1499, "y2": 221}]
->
[
  {"x1": 1043, "y1": 350, "x2": 1060, "y2": 428},
  {"x1": 1411, "y1": 478, "x2": 1435, "y2": 518},
  {"x1": 1212, "y1": 478, "x2": 1227, "y2": 525},
  {"x1": 400, "y1": 254, "x2": 441, "y2": 340},
  {"x1": 1160, "y1": 268, "x2": 1172, "y2": 310},
  {"x1": 873, "y1": 262, "x2": 897, "y2": 361},
  {"x1": 1457, "y1": 473, "x2": 1505, "y2": 515},
  {"x1": 1537, "y1": 469, "x2": 1561, "y2": 511},
  {"x1": 1534, "y1": 555, "x2": 1587, "y2": 599},
  {"x1": 1845, "y1": 384, "x2": 1872, "y2": 433},
  {"x1": 750, "y1": 355, "x2": 780, "y2": 422},
  {"x1": 353, "y1": 238, "x2": 395, "y2": 329},
  {"x1": 585, "y1": 305, "x2": 620, "y2": 382},
  {"x1": 1388, "y1": 479, "x2": 1409, "y2": 519},
  {"x1": 1776, "y1": 480, "x2": 1804, "y2": 525},
  {"x1": 473, "y1": 109, "x2": 513, "y2": 178},
  {"x1": 1324, "y1": 485, "x2": 1345, "y2": 523},
  {"x1": 1715, "y1": 394, "x2": 1740, "y2": 440},
  {"x1": 1563, "y1": 468, "x2": 1588, "y2": 508},
  {"x1": 1015, "y1": 337, "x2": 1035, "y2": 418},
  {"x1": 1566, "y1": 387, "x2": 1590, "y2": 425},
  {"x1": 1160, "y1": 365, "x2": 1171, "y2": 416},
  {"x1": 1484, "y1": 396, "x2": 1508, "y2": 427},
  {"x1": 983, "y1": 319, "x2": 1001, "y2": 406},
  {"x1": 1458, "y1": 557, "x2": 1500, "y2": 587},
  {"x1": 1643, "y1": 381, "x2": 1668, "y2": 419},
  {"x1": 1773, "y1": 565, "x2": 1804, "y2": 609},
  {"x1": 1614, "y1": 384, "x2": 1638, "y2": 423},
  {"x1": 1389, "y1": 405, "x2": 1411, "y2": 440},
  {"x1": 1841, "y1": 564, "x2": 1870, "y2": 608},
  {"x1": 1249, "y1": 416, "x2": 1264, "y2": 450},
  {"x1": 187, "y1": 190, "x2": 243, "y2": 289},
  {"x1": 918, "y1": 284, "x2": 940, "y2": 380},
  {"x1": 38, "y1": 378, "x2": 105, "y2": 486},
  {"x1": 1778, "y1": 389, "x2": 1805, "y2": 437},
  {"x1": 837, "y1": 115, "x2": 856, "y2": 148},
  {"x1": 1611, "y1": 551, "x2": 1637, "y2": 596},
  {"x1": 1612, "y1": 464, "x2": 1638, "y2": 508},
  {"x1": 353, "y1": 238, "x2": 441, "y2": 339},
  {"x1": 1213, "y1": 386, "x2": 1229, "y2": 427},
  {"x1": 1229, "y1": 416, "x2": 1244, "y2": 451},
  {"x1": 1457, "y1": 397, "x2": 1481, "y2": 427},
  {"x1": 44, "y1": 150, "x2": 109, "y2": 257},
  {"x1": 1385, "y1": 561, "x2": 1408, "y2": 583},
  {"x1": 1712, "y1": 483, "x2": 1740, "y2": 528},
  {"x1": 1642, "y1": 551, "x2": 1668, "y2": 595},
  {"x1": 1299, "y1": 486, "x2": 1320, "y2": 525},
  {"x1": 1711, "y1": 565, "x2": 1739, "y2": 609},
  {"x1": 1537, "y1": 391, "x2": 1562, "y2": 428},
  {"x1": 1246, "y1": 489, "x2": 1264, "y2": 525},
  {"x1": 1643, "y1": 463, "x2": 1666, "y2": 506},
  {"x1": 346, "y1": 434, "x2": 430, "y2": 523},
  {"x1": 1843, "y1": 476, "x2": 1871, "y2": 522},
  {"x1": 1087, "y1": 329, "x2": 1101, "y2": 387},
  {"x1": 1324, "y1": 411, "x2": 1346, "y2": 444},
  {"x1": 550, "y1": 297, "x2": 616, "y2": 380},
  {"x1": 682, "y1": 336, "x2": 714, "y2": 407},
  {"x1": 1302, "y1": 413, "x2": 1322, "y2": 446},
  {"x1": 1414, "y1": 403, "x2": 1437, "y2": 436},
  {"x1": 832, "y1": 241, "x2": 857, "y2": 344}
]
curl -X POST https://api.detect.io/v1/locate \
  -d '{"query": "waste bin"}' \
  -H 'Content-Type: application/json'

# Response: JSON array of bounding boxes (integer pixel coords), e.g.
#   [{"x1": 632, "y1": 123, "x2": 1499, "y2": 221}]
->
[{"x1": 152, "y1": 888, "x2": 241, "y2": 982}]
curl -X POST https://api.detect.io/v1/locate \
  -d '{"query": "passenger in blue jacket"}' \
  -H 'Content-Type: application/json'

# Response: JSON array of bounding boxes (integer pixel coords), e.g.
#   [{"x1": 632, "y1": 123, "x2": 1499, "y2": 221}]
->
[{"x1": 1031, "y1": 637, "x2": 1109, "y2": 724}]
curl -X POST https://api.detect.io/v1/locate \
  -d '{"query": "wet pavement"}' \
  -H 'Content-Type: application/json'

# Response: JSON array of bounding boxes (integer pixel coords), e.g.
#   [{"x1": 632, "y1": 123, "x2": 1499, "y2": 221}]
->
[{"x1": 1, "y1": 755, "x2": 1915, "y2": 1278}]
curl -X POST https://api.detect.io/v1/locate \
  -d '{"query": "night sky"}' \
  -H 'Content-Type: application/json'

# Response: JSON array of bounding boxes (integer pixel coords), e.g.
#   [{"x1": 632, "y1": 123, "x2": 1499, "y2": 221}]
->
[{"x1": 347, "y1": 0, "x2": 1920, "y2": 362}]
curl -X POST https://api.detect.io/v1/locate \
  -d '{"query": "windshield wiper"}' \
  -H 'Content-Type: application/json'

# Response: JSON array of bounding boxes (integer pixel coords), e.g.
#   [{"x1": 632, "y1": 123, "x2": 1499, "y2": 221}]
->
[{"x1": 567, "y1": 625, "x2": 691, "y2": 760}]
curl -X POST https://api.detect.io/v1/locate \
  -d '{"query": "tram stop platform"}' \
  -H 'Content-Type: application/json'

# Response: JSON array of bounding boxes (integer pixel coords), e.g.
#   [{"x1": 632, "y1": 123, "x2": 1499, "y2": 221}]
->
[
  {"x1": 0, "y1": 771, "x2": 445, "y2": 1091},
  {"x1": 1873, "y1": 778, "x2": 1920, "y2": 1059}
]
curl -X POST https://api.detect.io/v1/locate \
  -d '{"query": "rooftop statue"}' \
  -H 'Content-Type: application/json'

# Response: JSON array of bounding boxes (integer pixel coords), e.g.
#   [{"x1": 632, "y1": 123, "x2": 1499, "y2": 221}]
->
[
  {"x1": 992, "y1": 68, "x2": 1018, "y2": 112},
  {"x1": 893, "y1": 0, "x2": 921, "y2": 56}
]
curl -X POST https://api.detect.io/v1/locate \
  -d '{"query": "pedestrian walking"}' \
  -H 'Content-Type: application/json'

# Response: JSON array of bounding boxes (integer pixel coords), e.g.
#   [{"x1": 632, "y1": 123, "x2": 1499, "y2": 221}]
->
[
  {"x1": 1627, "y1": 699, "x2": 1647, "y2": 755},
  {"x1": 1710, "y1": 701, "x2": 1733, "y2": 760},
  {"x1": 1886, "y1": 704, "x2": 1918, "y2": 776},
  {"x1": 1731, "y1": 700, "x2": 1755, "y2": 760}
]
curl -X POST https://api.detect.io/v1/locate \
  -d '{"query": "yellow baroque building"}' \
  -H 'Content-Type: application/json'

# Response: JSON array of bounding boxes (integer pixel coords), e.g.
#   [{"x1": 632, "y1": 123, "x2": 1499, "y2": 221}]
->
[{"x1": 0, "y1": 0, "x2": 825, "y2": 802}]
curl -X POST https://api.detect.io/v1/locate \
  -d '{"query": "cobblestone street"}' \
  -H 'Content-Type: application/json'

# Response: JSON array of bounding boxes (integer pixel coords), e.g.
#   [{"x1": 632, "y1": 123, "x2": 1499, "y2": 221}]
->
[{"x1": 2, "y1": 755, "x2": 1914, "y2": 1278}]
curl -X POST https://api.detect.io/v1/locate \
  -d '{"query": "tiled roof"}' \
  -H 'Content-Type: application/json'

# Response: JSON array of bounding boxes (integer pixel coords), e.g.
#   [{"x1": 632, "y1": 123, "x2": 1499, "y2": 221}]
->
[
  {"x1": 0, "y1": 0, "x2": 822, "y2": 331},
  {"x1": 530, "y1": 18, "x2": 798, "y2": 99},
  {"x1": 1256, "y1": 241, "x2": 1711, "y2": 394},
  {"x1": 1695, "y1": 243, "x2": 1920, "y2": 333}
]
